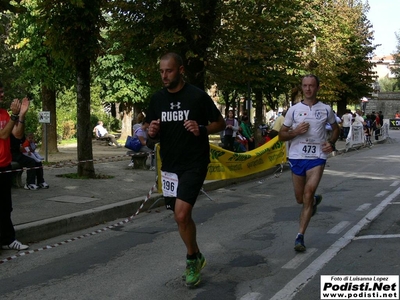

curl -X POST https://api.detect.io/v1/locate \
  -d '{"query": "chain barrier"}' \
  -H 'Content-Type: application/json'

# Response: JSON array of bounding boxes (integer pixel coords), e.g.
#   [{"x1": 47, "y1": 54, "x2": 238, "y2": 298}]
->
[
  {"x1": 0, "y1": 179, "x2": 159, "y2": 265},
  {"x1": 0, "y1": 151, "x2": 153, "y2": 174}
]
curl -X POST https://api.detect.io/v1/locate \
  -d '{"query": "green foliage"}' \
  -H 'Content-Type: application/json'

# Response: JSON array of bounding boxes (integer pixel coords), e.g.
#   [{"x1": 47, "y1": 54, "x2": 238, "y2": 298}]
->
[
  {"x1": 1, "y1": 0, "x2": 382, "y2": 148},
  {"x1": 37, "y1": 0, "x2": 107, "y2": 67},
  {"x1": 379, "y1": 78, "x2": 400, "y2": 92},
  {"x1": 23, "y1": 108, "x2": 41, "y2": 141}
]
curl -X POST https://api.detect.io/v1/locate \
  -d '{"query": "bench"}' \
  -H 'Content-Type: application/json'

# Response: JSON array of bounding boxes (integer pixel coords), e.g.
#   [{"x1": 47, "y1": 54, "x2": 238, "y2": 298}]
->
[
  {"x1": 93, "y1": 133, "x2": 121, "y2": 146},
  {"x1": 94, "y1": 136, "x2": 113, "y2": 146},
  {"x1": 11, "y1": 161, "x2": 24, "y2": 188},
  {"x1": 126, "y1": 151, "x2": 148, "y2": 170}
]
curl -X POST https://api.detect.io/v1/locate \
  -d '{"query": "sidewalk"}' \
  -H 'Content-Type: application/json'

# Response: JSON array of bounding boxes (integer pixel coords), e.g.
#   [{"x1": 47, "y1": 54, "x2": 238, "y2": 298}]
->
[{"x1": 7, "y1": 137, "x2": 370, "y2": 245}]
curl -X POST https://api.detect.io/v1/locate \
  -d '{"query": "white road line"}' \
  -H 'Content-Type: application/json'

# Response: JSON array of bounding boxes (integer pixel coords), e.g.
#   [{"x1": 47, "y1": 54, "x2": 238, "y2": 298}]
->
[
  {"x1": 356, "y1": 203, "x2": 371, "y2": 211},
  {"x1": 282, "y1": 248, "x2": 318, "y2": 269},
  {"x1": 375, "y1": 190, "x2": 390, "y2": 197},
  {"x1": 270, "y1": 186, "x2": 400, "y2": 300},
  {"x1": 327, "y1": 221, "x2": 350, "y2": 234},
  {"x1": 240, "y1": 292, "x2": 262, "y2": 300},
  {"x1": 390, "y1": 181, "x2": 400, "y2": 187},
  {"x1": 390, "y1": 202, "x2": 400, "y2": 205},
  {"x1": 354, "y1": 234, "x2": 400, "y2": 240}
]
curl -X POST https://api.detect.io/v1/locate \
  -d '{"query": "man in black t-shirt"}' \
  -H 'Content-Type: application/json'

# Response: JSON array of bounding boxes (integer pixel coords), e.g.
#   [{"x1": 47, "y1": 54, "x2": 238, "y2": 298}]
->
[{"x1": 146, "y1": 52, "x2": 225, "y2": 288}]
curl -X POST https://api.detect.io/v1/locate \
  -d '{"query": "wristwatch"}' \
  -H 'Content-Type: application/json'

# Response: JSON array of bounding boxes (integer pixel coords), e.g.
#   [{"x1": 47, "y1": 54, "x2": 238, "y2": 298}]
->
[
  {"x1": 10, "y1": 114, "x2": 19, "y2": 122},
  {"x1": 198, "y1": 125, "x2": 208, "y2": 136}
]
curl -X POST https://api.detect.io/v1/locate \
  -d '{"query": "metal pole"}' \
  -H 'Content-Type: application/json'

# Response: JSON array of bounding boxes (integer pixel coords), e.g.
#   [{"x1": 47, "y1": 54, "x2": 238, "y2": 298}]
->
[
  {"x1": 45, "y1": 124, "x2": 48, "y2": 162},
  {"x1": 247, "y1": 81, "x2": 251, "y2": 121}
]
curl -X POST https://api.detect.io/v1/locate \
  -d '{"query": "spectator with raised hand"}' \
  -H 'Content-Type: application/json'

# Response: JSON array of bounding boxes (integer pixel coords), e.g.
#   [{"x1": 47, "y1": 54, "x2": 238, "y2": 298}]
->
[{"x1": 0, "y1": 81, "x2": 30, "y2": 250}]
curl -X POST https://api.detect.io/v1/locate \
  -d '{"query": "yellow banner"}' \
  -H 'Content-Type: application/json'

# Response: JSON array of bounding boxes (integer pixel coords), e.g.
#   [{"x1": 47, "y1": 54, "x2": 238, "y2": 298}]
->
[
  {"x1": 206, "y1": 136, "x2": 286, "y2": 180},
  {"x1": 156, "y1": 136, "x2": 286, "y2": 192}
]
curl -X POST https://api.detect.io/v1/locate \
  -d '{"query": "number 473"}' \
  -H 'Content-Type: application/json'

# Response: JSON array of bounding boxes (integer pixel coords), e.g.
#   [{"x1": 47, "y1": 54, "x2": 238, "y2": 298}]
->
[{"x1": 302, "y1": 145, "x2": 316, "y2": 154}]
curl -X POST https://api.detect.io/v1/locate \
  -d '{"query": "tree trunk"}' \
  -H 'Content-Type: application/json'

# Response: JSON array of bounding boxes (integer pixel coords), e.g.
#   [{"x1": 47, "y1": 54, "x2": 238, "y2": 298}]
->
[
  {"x1": 76, "y1": 60, "x2": 95, "y2": 177},
  {"x1": 119, "y1": 101, "x2": 133, "y2": 142},
  {"x1": 41, "y1": 85, "x2": 58, "y2": 153},
  {"x1": 337, "y1": 98, "x2": 348, "y2": 116},
  {"x1": 254, "y1": 89, "x2": 264, "y2": 146}
]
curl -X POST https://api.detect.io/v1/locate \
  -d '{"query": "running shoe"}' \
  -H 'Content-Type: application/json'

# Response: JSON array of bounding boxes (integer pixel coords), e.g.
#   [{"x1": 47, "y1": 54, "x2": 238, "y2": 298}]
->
[
  {"x1": 198, "y1": 253, "x2": 207, "y2": 270},
  {"x1": 24, "y1": 183, "x2": 39, "y2": 190},
  {"x1": 312, "y1": 195, "x2": 323, "y2": 216},
  {"x1": 39, "y1": 182, "x2": 50, "y2": 189},
  {"x1": 182, "y1": 253, "x2": 207, "y2": 281},
  {"x1": 294, "y1": 234, "x2": 306, "y2": 252},
  {"x1": 185, "y1": 258, "x2": 202, "y2": 287},
  {"x1": 2, "y1": 240, "x2": 29, "y2": 251}
]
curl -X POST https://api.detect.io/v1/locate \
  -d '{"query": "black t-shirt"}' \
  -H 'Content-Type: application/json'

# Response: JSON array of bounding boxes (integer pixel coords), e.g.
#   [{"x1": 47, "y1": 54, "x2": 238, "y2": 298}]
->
[{"x1": 146, "y1": 83, "x2": 222, "y2": 172}]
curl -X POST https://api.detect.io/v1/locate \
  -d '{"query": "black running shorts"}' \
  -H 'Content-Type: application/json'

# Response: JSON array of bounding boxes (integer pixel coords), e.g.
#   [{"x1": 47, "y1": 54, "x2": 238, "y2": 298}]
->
[{"x1": 164, "y1": 166, "x2": 208, "y2": 211}]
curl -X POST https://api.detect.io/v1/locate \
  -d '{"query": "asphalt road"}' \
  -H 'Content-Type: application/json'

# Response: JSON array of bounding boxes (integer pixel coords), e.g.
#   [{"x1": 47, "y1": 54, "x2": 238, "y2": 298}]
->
[{"x1": 1, "y1": 131, "x2": 399, "y2": 300}]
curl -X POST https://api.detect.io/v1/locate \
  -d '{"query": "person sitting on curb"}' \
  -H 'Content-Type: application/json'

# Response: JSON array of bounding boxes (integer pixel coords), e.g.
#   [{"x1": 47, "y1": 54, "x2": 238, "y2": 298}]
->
[{"x1": 93, "y1": 120, "x2": 121, "y2": 147}]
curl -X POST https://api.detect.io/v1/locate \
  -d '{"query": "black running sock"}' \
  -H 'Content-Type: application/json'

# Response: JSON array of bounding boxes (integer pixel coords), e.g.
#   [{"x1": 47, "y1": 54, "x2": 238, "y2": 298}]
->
[{"x1": 187, "y1": 253, "x2": 197, "y2": 260}]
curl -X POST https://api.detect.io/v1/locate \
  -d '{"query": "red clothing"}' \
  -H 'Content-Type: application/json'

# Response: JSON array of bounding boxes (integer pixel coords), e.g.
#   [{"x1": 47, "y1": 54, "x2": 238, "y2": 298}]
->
[
  {"x1": 22, "y1": 139, "x2": 32, "y2": 153},
  {"x1": 0, "y1": 109, "x2": 11, "y2": 167}
]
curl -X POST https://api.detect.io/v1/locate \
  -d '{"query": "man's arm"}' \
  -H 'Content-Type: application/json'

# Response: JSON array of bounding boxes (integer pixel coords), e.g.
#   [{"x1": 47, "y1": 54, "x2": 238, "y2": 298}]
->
[
  {"x1": 205, "y1": 115, "x2": 225, "y2": 135},
  {"x1": 12, "y1": 97, "x2": 29, "y2": 139},
  {"x1": 329, "y1": 122, "x2": 340, "y2": 143},
  {"x1": 279, "y1": 122, "x2": 309, "y2": 142},
  {"x1": 0, "y1": 99, "x2": 24, "y2": 140}
]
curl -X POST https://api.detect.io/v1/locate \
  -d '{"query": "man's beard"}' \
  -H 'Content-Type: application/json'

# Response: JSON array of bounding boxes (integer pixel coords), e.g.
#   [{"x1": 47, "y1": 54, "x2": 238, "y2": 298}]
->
[{"x1": 164, "y1": 76, "x2": 180, "y2": 90}]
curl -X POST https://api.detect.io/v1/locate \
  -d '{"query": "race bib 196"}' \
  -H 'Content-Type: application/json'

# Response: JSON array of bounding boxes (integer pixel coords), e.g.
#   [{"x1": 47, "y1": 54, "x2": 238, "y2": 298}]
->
[{"x1": 161, "y1": 171, "x2": 178, "y2": 197}]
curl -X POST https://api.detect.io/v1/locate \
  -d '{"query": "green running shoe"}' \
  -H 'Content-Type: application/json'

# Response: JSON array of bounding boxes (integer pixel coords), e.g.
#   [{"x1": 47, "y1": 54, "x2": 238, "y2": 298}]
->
[
  {"x1": 185, "y1": 258, "x2": 201, "y2": 287},
  {"x1": 182, "y1": 253, "x2": 207, "y2": 281},
  {"x1": 198, "y1": 252, "x2": 207, "y2": 270},
  {"x1": 312, "y1": 195, "x2": 323, "y2": 216}
]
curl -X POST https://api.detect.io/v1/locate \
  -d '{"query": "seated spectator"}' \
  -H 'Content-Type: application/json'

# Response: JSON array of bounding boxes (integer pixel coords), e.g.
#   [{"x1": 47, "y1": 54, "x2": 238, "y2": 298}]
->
[
  {"x1": 22, "y1": 132, "x2": 44, "y2": 163},
  {"x1": 234, "y1": 127, "x2": 248, "y2": 152},
  {"x1": 132, "y1": 112, "x2": 145, "y2": 134},
  {"x1": 395, "y1": 111, "x2": 400, "y2": 119},
  {"x1": 128, "y1": 122, "x2": 155, "y2": 170},
  {"x1": 93, "y1": 120, "x2": 121, "y2": 147},
  {"x1": 11, "y1": 134, "x2": 49, "y2": 190}
]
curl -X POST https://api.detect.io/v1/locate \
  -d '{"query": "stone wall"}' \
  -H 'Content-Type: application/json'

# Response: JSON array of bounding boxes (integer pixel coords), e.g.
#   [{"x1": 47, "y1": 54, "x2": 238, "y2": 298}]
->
[{"x1": 365, "y1": 92, "x2": 400, "y2": 118}]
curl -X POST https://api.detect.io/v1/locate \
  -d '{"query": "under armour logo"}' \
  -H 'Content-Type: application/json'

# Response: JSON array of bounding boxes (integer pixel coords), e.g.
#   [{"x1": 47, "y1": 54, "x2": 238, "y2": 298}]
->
[{"x1": 170, "y1": 102, "x2": 181, "y2": 110}]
